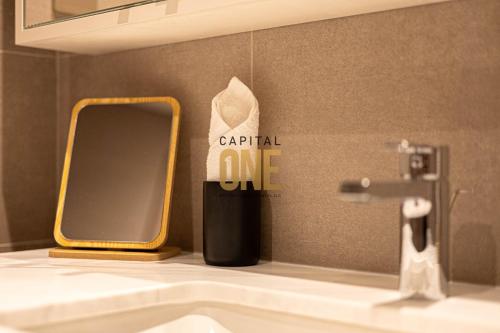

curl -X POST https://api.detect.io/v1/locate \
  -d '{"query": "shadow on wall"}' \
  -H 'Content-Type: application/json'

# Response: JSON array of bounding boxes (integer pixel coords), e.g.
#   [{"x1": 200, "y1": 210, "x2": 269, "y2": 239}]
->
[
  {"x1": 0, "y1": 52, "x2": 57, "y2": 247},
  {"x1": 166, "y1": 112, "x2": 194, "y2": 251},
  {"x1": 453, "y1": 223, "x2": 497, "y2": 285},
  {"x1": 261, "y1": 194, "x2": 273, "y2": 260}
]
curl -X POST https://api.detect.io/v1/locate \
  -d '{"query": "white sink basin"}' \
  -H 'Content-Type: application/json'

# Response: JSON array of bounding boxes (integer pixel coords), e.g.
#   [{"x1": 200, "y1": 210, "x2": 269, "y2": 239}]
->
[
  {"x1": 27, "y1": 302, "x2": 388, "y2": 333},
  {"x1": 1, "y1": 249, "x2": 500, "y2": 333}
]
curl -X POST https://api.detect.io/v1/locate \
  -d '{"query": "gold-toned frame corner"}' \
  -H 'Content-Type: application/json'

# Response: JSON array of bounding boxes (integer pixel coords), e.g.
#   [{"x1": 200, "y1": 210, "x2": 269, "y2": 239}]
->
[{"x1": 54, "y1": 97, "x2": 181, "y2": 250}]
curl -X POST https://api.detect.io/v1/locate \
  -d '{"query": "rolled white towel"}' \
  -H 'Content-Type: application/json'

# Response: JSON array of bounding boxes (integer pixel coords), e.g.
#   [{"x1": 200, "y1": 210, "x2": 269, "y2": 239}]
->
[{"x1": 207, "y1": 77, "x2": 259, "y2": 181}]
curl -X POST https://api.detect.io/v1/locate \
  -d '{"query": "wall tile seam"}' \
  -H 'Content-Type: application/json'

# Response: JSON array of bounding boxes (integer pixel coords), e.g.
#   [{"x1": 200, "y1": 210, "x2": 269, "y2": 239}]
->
[
  {"x1": 0, "y1": 238, "x2": 55, "y2": 249},
  {"x1": 250, "y1": 30, "x2": 254, "y2": 90},
  {"x1": 55, "y1": 51, "x2": 61, "y2": 203},
  {"x1": 0, "y1": 49, "x2": 55, "y2": 59},
  {"x1": 57, "y1": 53, "x2": 77, "y2": 59}
]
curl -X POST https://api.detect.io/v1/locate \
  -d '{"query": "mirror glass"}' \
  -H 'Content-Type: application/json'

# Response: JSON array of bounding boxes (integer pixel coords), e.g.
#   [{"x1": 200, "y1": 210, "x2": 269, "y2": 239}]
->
[
  {"x1": 60, "y1": 102, "x2": 173, "y2": 243},
  {"x1": 24, "y1": 0, "x2": 162, "y2": 28}
]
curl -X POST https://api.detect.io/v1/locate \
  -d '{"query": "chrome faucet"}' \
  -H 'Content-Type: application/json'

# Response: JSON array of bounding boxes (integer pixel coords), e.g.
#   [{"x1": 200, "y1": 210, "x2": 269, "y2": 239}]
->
[{"x1": 339, "y1": 140, "x2": 450, "y2": 300}]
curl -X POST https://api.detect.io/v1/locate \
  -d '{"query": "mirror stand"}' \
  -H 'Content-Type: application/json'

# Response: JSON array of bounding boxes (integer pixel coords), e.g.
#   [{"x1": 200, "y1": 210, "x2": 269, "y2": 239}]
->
[
  {"x1": 48, "y1": 246, "x2": 181, "y2": 261},
  {"x1": 51, "y1": 97, "x2": 182, "y2": 262}
]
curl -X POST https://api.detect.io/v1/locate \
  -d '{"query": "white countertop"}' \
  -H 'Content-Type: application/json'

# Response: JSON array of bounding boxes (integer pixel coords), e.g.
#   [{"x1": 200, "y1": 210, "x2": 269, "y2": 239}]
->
[{"x1": 0, "y1": 249, "x2": 499, "y2": 332}]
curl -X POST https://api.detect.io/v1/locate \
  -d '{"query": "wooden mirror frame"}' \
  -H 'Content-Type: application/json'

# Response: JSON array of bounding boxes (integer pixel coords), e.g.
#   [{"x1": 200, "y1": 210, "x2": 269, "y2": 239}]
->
[{"x1": 53, "y1": 97, "x2": 181, "y2": 250}]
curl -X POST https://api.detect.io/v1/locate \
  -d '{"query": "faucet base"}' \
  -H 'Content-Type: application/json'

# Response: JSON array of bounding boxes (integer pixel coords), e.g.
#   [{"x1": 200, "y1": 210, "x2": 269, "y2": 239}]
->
[
  {"x1": 399, "y1": 223, "x2": 448, "y2": 300},
  {"x1": 399, "y1": 266, "x2": 447, "y2": 300}
]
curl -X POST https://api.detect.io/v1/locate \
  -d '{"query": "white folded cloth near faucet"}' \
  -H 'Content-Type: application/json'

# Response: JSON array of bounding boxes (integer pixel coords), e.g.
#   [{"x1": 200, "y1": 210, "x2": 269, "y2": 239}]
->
[
  {"x1": 207, "y1": 77, "x2": 259, "y2": 181},
  {"x1": 400, "y1": 198, "x2": 442, "y2": 299}
]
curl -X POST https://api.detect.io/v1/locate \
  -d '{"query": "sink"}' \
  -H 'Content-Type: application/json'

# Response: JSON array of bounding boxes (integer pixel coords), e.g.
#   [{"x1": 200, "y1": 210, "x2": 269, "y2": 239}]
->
[
  {"x1": 2, "y1": 250, "x2": 500, "y2": 333},
  {"x1": 27, "y1": 302, "x2": 390, "y2": 333}
]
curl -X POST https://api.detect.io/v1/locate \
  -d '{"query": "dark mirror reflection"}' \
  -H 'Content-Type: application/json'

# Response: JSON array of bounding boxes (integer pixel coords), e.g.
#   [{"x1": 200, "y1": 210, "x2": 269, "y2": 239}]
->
[{"x1": 61, "y1": 103, "x2": 172, "y2": 243}]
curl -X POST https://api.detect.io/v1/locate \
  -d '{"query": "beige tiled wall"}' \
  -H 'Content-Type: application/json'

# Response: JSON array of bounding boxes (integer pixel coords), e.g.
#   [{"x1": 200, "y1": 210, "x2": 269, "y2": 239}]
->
[
  {"x1": 0, "y1": 0, "x2": 57, "y2": 251},
  {"x1": 253, "y1": 0, "x2": 500, "y2": 285},
  {"x1": 0, "y1": 0, "x2": 496, "y2": 284},
  {"x1": 56, "y1": 0, "x2": 500, "y2": 284}
]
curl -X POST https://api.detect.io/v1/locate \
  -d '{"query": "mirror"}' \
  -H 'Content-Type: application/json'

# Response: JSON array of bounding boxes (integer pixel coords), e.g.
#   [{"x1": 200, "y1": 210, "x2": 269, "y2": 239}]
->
[
  {"x1": 24, "y1": 0, "x2": 162, "y2": 28},
  {"x1": 54, "y1": 97, "x2": 180, "y2": 250}
]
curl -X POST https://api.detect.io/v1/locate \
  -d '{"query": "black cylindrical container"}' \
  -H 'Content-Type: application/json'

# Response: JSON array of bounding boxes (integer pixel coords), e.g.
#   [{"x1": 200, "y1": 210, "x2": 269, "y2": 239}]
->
[{"x1": 203, "y1": 181, "x2": 261, "y2": 266}]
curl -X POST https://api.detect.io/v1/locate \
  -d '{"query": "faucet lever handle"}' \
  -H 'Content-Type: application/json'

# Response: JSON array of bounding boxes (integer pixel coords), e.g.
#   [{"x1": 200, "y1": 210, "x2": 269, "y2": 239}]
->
[{"x1": 449, "y1": 189, "x2": 470, "y2": 212}]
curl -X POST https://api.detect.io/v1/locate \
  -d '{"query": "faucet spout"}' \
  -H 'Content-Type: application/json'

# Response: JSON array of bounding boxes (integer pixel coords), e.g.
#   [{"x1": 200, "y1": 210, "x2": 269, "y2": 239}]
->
[{"x1": 339, "y1": 179, "x2": 433, "y2": 202}]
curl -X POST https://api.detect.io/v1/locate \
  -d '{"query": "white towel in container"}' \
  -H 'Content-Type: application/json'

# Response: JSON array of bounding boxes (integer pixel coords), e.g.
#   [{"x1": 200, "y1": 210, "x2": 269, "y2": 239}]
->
[{"x1": 207, "y1": 77, "x2": 259, "y2": 181}]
